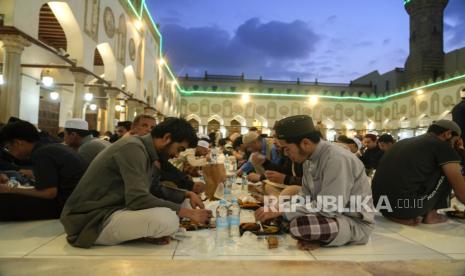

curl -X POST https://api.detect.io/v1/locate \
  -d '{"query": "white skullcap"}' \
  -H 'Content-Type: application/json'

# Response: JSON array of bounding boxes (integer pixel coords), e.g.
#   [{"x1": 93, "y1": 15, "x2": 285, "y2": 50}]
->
[
  {"x1": 64, "y1": 119, "x2": 89, "y2": 131},
  {"x1": 197, "y1": 140, "x2": 210, "y2": 149}
]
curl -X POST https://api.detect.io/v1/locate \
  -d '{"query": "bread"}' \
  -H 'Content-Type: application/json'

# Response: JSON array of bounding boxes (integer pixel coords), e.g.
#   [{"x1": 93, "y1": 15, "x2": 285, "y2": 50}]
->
[{"x1": 240, "y1": 223, "x2": 260, "y2": 232}]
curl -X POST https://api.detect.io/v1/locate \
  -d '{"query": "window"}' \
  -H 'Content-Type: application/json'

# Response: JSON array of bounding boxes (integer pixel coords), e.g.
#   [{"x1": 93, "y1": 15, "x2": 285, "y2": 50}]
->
[
  {"x1": 230, "y1": 87, "x2": 236, "y2": 92},
  {"x1": 193, "y1": 85, "x2": 199, "y2": 90},
  {"x1": 212, "y1": 85, "x2": 218, "y2": 91},
  {"x1": 268, "y1": 88, "x2": 274, "y2": 93},
  {"x1": 287, "y1": 88, "x2": 292, "y2": 94},
  {"x1": 385, "y1": 81, "x2": 390, "y2": 91}
]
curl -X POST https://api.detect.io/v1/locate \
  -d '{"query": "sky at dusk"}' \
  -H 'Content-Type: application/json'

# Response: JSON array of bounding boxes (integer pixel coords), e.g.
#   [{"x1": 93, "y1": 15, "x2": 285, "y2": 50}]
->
[{"x1": 146, "y1": 0, "x2": 465, "y2": 83}]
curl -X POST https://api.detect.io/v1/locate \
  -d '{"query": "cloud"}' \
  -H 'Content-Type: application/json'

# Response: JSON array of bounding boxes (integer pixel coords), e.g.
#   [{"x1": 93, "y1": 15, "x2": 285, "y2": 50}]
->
[
  {"x1": 235, "y1": 18, "x2": 320, "y2": 59},
  {"x1": 445, "y1": 0, "x2": 465, "y2": 48},
  {"x1": 325, "y1": 15, "x2": 338, "y2": 24},
  {"x1": 161, "y1": 18, "x2": 321, "y2": 80}
]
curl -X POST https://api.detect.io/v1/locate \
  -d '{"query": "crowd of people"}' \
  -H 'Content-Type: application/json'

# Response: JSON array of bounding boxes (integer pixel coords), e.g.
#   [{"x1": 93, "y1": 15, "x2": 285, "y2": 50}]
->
[{"x1": 1, "y1": 110, "x2": 465, "y2": 250}]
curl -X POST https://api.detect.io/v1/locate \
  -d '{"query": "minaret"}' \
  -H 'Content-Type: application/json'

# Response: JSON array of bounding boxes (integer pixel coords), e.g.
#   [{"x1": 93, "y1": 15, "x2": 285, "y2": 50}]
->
[{"x1": 404, "y1": 0, "x2": 448, "y2": 85}]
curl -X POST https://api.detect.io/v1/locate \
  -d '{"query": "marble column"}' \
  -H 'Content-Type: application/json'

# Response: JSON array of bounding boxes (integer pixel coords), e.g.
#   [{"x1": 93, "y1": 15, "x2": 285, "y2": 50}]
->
[
  {"x1": 71, "y1": 70, "x2": 88, "y2": 119},
  {"x1": 126, "y1": 99, "x2": 138, "y2": 121},
  {"x1": 0, "y1": 35, "x2": 30, "y2": 123},
  {"x1": 105, "y1": 89, "x2": 119, "y2": 132}
]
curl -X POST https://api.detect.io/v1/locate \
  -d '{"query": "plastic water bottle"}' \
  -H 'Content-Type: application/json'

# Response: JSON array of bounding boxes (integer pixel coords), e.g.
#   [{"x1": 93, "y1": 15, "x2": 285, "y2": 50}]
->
[
  {"x1": 211, "y1": 148, "x2": 218, "y2": 163},
  {"x1": 224, "y1": 154, "x2": 230, "y2": 172},
  {"x1": 216, "y1": 199, "x2": 229, "y2": 246},
  {"x1": 224, "y1": 174, "x2": 233, "y2": 201},
  {"x1": 229, "y1": 198, "x2": 241, "y2": 238},
  {"x1": 241, "y1": 173, "x2": 248, "y2": 191}
]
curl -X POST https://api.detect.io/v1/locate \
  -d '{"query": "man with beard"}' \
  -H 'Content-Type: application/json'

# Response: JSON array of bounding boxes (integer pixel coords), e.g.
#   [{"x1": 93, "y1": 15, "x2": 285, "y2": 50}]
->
[
  {"x1": 61, "y1": 118, "x2": 212, "y2": 248},
  {"x1": 372, "y1": 120, "x2": 465, "y2": 225},
  {"x1": 255, "y1": 115, "x2": 374, "y2": 249}
]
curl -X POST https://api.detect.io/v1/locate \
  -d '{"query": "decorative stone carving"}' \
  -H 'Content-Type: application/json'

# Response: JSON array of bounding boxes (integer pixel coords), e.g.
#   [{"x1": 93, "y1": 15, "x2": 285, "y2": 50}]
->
[
  {"x1": 431, "y1": 93, "x2": 439, "y2": 115},
  {"x1": 211, "y1": 104, "x2": 221, "y2": 113},
  {"x1": 375, "y1": 106, "x2": 382, "y2": 122},
  {"x1": 409, "y1": 98, "x2": 417, "y2": 117},
  {"x1": 400, "y1": 105, "x2": 407, "y2": 115},
  {"x1": 291, "y1": 103, "x2": 300, "y2": 115},
  {"x1": 344, "y1": 108, "x2": 354, "y2": 117},
  {"x1": 245, "y1": 103, "x2": 255, "y2": 118},
  {"x1": 128, "y1": 38, "x2": 136, "y2": 61},
  {"x1": 419, "y1": 101, "x2": 428, "y2": 112},
  {"x1": 103, "y1": 7, "x2": 115, "y2": 38},
  {"x1": 323, "y1": 108, "x2": 334, "y2": 117},
  {"x1": 335, "y1": 104, "x2": 343, "y2": 121},
  {"x1": 232, "y1": 105, "x2": 243, "y2": 114},
  {"x1": 355, "y1": 105, "x2": 363, "y2": 121},
  {"x1": 84, "y1": 0, "x2": 100, "y2": 41},
  {"x1": 365, "y1": 109, "x2": 374, "y2": 118},
  {"x1": 256, "y1": 105, "x2": 266, "y2": 115},
  {"x1": 279, "y1": 106, "x2": 289, "y2": 116},
  {"x1": 442, "y1": 95, "x2": 454, "y2": 108},
  {"x1": 302, "y1": 107, "x2": 312, "y2": 115},
  {"x1": 117, "y1": 14, "x2": 127, "y2": 64},
  {"x1": 383, "y1": 108, "x2": 391, "y2": 118},
  {"x1": 200, "y1": 100, "x2": 209, "y2": 116},
  {"x1": 267, "y1": 102, "x2": 277, "y2": 119},
  {"x1": 223, "y1": 100, "x2": 232, "y2": 117}
]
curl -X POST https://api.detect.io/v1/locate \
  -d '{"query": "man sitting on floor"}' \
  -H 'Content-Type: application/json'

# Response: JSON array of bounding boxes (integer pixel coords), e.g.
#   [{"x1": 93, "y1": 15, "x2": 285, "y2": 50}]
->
[
  {"x1": 171, "y1": 138, "x2": 211, "y2": 176},
  {"x1": 372, "y1": 120, "x2": 465, "y2": 225},
  {"x1": 0, "y1": 121, "x2": 87, "y2": 221},
  {"x1": 237, "y1": 131, "x2": 281, "y2": 176},
  {"x1": 63, "y1": 119, "x2": 110, "y2": 164},
  {"x1": 255, "y1": 115, "x2": 374, "y2": 249},
  {"x1": 60, "y1": 118, "x2": 212, "y2": 248}
]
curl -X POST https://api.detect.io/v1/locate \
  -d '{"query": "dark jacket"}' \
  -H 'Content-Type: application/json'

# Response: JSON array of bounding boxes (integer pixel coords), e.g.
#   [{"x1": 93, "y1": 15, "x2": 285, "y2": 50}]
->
[{"x1": 452, "y1": 101, "x2": 465, "y2": 140}]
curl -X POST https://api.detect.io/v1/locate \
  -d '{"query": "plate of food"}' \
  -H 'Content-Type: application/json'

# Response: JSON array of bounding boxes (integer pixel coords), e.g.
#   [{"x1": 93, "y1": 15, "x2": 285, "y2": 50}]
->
[
  {"x1": 180, "y1": 220, "x2": 215, "y2": 231},
  {"x1": 238, "y1": 199, "x2": 262, "y2": 210},
  {"x1": 240, "y1": 222, "x2": 281, "y2": 236}
]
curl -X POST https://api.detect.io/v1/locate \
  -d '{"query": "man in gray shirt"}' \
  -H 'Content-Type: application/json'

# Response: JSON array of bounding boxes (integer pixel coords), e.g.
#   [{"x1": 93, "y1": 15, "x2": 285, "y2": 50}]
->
[
  {"x1": 61, "y1": 118, "x2": 212, "y2": 248},
  {"x1": 255, "y1": 115, "x2": 374, "y2": 249},
  {"x1": 63, "y1": 119, "x2": 110, "y2": 164}
]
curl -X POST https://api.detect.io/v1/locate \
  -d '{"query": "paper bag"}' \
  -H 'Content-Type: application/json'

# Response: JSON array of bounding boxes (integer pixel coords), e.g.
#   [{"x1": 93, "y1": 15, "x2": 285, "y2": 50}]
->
[{"x1": 202, "y1": 163, "x2": 227, "y2": 200}]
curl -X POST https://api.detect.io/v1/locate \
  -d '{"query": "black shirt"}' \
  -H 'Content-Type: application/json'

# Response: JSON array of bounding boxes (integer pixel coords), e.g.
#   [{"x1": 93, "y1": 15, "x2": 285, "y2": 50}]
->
[
  {"x1": 31, "y1": 143, "x2": 87, "y2": 205},
  {"x1": 452, "y1": 101, "x2": 465, "y2": 140},
  {"x1": 360, "y1": 146, "x2": 384, "y2": 170},
  {"x1": 372, "y1": 134, "x2": 460, "y2": 203}
]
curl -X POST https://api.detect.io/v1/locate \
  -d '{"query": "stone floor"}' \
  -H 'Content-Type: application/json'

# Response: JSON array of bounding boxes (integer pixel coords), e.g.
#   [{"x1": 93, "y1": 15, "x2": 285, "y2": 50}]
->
[{"x1": 1, "y1": 190, "x2": 465, "y2": 275}]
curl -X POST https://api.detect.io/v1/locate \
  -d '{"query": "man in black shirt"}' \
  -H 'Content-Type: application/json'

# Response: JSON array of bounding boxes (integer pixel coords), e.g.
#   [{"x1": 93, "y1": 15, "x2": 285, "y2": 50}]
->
[
  {"x1": 0, "y1": 121, "x2": 87, "y2": 220},
  {"x1": 360, "y1": 134, "x2": 384, "y2": 171},
  {"x1": 372, "y1": 120, "x2": 465, "y2": 225},
  {"x1": 452, "y1": 88, "x2": 465, "y2": 140}
]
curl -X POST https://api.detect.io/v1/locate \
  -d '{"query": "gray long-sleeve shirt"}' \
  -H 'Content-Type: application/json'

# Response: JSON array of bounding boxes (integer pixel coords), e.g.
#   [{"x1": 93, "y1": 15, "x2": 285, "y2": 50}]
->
[
  {"x1": 78, "y1": 135, "x2": 110, "y2": 165},
  {"x1": 60, "y1": 134, "x2": 185, "y2": 248},
  {"x1": 284, "y1": 141, "x2": 375, "y2": 246}
]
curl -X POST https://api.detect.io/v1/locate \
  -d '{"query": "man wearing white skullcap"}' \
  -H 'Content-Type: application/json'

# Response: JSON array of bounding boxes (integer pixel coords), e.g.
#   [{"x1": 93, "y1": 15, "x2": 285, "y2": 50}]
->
[
  {"x1": 452, "y1": 87, "x2": 465, "y2": 140},
  {"x1": 171, "y1": 137, "x2": 211, "y2": 175},
  {"x1": 64, "y1": 119, "x2": 110, "y2": 164}
]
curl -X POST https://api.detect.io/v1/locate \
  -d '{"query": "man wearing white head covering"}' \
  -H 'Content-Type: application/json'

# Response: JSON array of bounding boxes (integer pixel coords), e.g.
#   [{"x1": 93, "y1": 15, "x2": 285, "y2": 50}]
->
[
  {"x1": 64, "y1": 119, "x2": 110, "y2": 164},
  {"x1": 171, "y1": 138, "x2": 210, "y2": 172},
  {"x1": 452, "y1": 87, "x2": 465, "y2": 140}
]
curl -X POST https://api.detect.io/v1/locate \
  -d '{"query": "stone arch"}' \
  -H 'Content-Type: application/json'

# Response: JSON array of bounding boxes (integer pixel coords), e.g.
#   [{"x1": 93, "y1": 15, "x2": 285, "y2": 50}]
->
[
  {"x1": 335, "y1": 104, "x2": 343, "y2": 121},
  {"x1": 43, "y1": 2, "x2": 85, "y2": 64},
  {"x1": 231, "y1": 115, "x2": 246, "y2": 126},
  {"x1": 355, "y1": 105, "x2": 364, "y2": 122},
  {"x1": 123, "y1": 65, "x2": 137, "y2": 97},
  {"x1": 95, "y1": 42, "x2": 117, "y2": 82},
  {"x1": 186, "y1": 114, "x2": 202, "y2": 126}
]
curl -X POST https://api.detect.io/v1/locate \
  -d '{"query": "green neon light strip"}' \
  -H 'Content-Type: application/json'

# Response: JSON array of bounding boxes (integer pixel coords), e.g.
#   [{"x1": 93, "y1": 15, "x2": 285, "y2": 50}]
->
[
  {"x1": 179, "y1": 72, "x2": 465, "y2": 102},
  {"x1": 128, "y1": 0, "x2": 465, "y2": 103}
]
